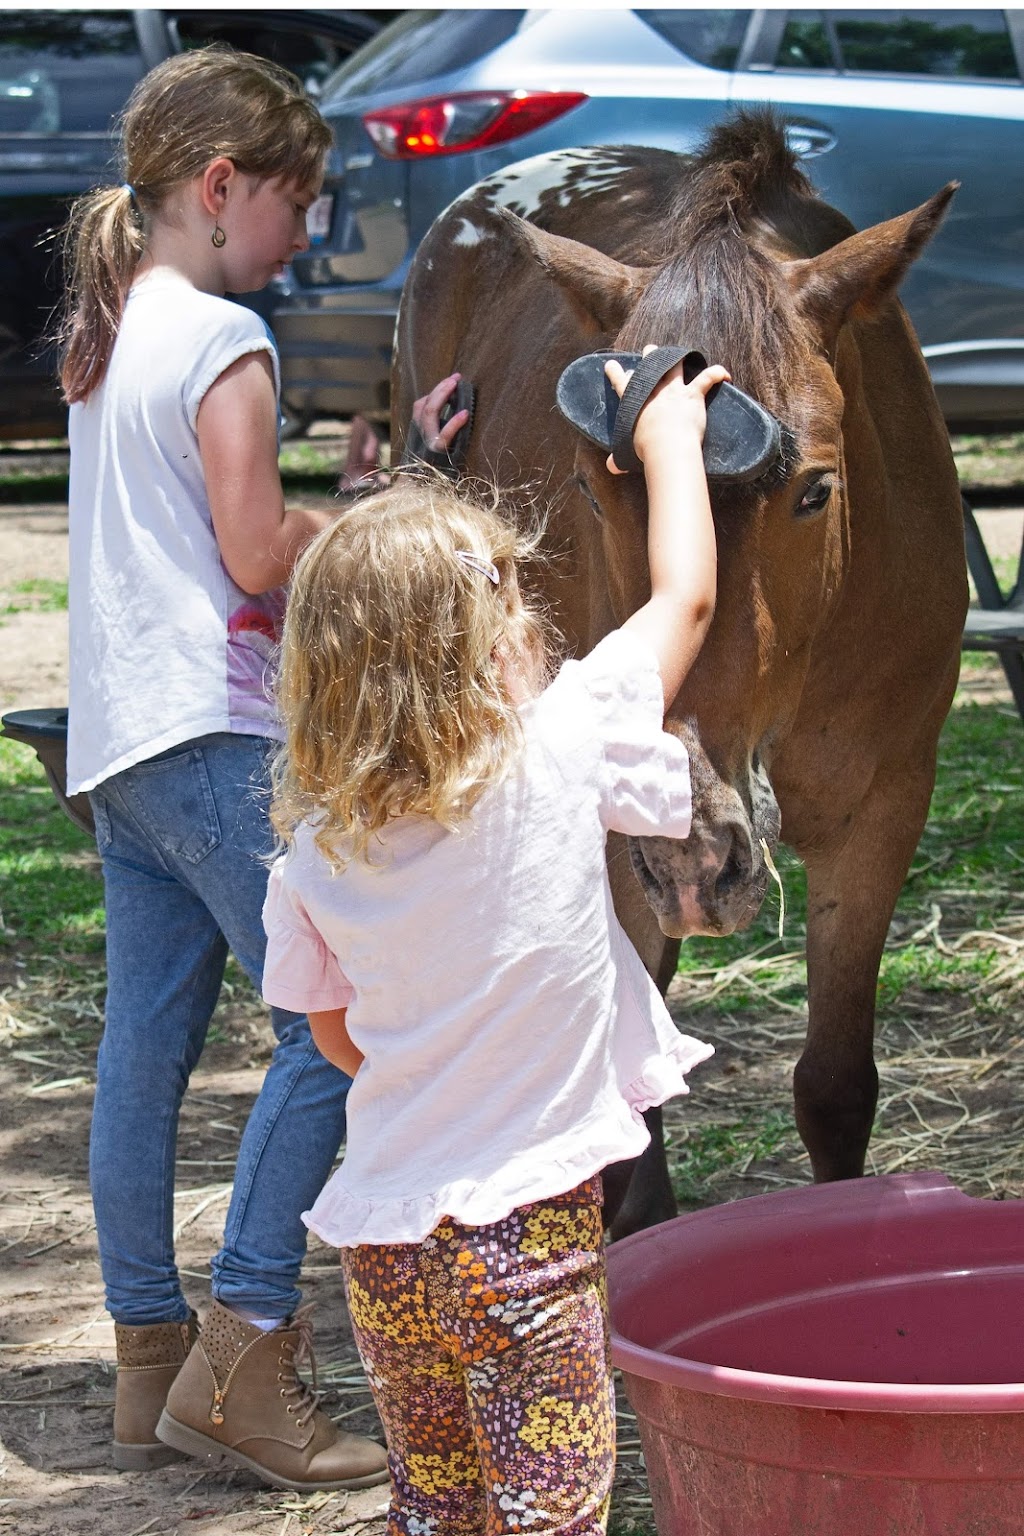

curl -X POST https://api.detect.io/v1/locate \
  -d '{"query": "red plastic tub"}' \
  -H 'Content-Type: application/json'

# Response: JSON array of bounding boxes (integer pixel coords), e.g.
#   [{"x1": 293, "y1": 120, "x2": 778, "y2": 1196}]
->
[{"x1": 606, "y1": 1172, "x2": 1024, "y2": 1536}]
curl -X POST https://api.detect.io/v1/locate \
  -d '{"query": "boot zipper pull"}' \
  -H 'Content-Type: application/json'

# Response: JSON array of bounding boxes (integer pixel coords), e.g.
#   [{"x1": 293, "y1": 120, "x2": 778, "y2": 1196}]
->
[{"x1": 210, "y1": 1388, "x2": 225, "y2": 1426}]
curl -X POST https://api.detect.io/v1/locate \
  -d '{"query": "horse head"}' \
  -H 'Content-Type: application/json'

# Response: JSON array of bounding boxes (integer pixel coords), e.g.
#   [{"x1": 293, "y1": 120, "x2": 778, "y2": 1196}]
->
[{"x1": 488, "y1": 134, "x2": 955, "y2": 940}]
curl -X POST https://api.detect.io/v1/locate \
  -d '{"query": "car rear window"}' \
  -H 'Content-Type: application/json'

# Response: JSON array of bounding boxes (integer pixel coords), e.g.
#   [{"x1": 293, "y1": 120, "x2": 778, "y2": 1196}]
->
[
  {"x1": 634, "y1": 10, "x2": 750, "y2": 71},
  {"x1": 0, "y1": 10, "x2": 144, "y2": 133},
  {"x1": 777, "y1": 9, "x2": 1019, "y2": 80},
  {"x1": 172, "y1": 13, "x2": 367, "y2": 100},
  {"x1": 321, "y1": 8, "x2": 526, "y2": 102}
]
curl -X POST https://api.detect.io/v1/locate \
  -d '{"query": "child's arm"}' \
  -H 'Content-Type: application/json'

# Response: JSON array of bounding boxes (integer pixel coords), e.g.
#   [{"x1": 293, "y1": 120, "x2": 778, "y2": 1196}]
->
[
  {"x1": 198, "y1": 351, "x2": 333, "y2": 594},
  {"x1": 200, "y1": 360, "x2": 470, "y2": 594},
  {"x1": 308, "y1": 1006, "x2": 364, "y2": 1078},
  {"x1": 606, "y1": 351, "x2": 730, "y2": 709}
]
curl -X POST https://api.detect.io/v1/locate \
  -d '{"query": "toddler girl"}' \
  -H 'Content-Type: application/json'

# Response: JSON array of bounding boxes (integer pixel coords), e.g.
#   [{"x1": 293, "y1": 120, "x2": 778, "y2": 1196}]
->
[
  {"x1": 60, "y1": 46, "x2": 395, "y2": 1489},
  {"x1": 261, "y1": 353, "x2": 723, "y2": 1532}
]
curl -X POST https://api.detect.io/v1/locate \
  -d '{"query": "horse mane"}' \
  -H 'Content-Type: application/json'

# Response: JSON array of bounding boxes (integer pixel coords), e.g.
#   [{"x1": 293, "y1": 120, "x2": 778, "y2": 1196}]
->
[
  {"x1": 617, "y1": 110, "x2": 851, "y2": 434},
  {"x1": 671, "y1": 110, "x2": 817, "y2": 234}
]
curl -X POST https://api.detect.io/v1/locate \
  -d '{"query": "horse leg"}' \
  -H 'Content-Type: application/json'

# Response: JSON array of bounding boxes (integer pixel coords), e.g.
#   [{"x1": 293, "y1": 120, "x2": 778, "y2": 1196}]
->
[
  {"x1": 603, "y1": 836, "x2": 683, "y2": 1236},
  {"x1": 603, "y1": 1107, "x2": 677, "y2": 1239},
  {"x1": 794, "y1": 757, "x2": 939, "y2": 1181}
]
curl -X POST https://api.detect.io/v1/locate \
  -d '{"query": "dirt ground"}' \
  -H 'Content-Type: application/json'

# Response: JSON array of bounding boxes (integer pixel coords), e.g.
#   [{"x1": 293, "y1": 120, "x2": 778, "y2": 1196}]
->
[{"x1": 1, "y1": 489, "x2": 1022, "y2": 1536}]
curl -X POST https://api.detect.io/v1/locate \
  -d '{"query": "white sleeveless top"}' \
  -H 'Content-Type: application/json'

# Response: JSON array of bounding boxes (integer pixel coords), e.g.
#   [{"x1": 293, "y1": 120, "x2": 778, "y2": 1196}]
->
[{"x1": 67, "y1": 273, "x2": 284, "y2": 795}]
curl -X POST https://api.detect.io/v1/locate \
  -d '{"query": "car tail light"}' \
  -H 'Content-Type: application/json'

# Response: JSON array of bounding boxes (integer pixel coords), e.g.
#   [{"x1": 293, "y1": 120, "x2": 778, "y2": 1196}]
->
[{"x1": 362, "y1": 90, "x2": 588, "y2": 160}]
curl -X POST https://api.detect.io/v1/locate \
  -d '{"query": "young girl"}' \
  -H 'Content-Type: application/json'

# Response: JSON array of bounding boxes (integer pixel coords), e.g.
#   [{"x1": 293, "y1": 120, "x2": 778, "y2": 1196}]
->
[
  {"x1": 60, "y1": 47, "x2": 399, "y2": 1489},
  {"x1": 259, "y1": 353, "x2": 725, "y2": 1531}
]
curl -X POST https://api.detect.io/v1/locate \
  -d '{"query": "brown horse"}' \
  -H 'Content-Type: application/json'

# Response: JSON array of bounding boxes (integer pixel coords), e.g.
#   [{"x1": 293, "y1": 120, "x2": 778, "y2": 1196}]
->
[{"x1": 393, "y1": 113, "x2": 968, "y2": 1237}]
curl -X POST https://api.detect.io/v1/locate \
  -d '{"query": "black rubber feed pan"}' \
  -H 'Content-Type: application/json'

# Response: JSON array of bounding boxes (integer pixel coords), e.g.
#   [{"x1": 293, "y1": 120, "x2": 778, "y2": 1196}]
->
[{"x1": 1, "y1": 707, "x2": 95, "y2": 837}]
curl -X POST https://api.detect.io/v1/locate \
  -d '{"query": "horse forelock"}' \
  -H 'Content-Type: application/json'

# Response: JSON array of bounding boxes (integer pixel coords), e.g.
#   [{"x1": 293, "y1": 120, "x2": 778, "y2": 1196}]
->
[
  {"x1": 617, "y1": 234, "x2": 800, "y2": 417},
  {"x1": 616, "y1": 111, "x2": 822, "y2": 438}
]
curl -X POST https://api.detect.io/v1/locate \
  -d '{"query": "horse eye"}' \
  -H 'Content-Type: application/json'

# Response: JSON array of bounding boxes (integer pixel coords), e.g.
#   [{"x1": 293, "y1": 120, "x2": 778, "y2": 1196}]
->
[
  {"x1": 796, "y1": 476, "x2": 837, "y2": 519},
  {"x1": 576, "y1": 476, "x2": 603, "y2": 518}
]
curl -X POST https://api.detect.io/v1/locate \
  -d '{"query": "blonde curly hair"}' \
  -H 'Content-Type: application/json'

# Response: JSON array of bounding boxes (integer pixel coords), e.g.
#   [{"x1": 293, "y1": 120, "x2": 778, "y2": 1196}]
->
[{"x1": 271, "y1": 475, "x2": 552, "y2": 865}]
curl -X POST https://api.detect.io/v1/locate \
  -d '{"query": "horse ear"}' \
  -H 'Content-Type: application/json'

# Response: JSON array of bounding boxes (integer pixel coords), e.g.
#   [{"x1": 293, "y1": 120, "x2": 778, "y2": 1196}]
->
[
  {"x1": 488, "y1": 205, "x2": 647, "y2": 334},
  {"x1": 786, "y1": 183, "x2": 958, "y2": 348}
]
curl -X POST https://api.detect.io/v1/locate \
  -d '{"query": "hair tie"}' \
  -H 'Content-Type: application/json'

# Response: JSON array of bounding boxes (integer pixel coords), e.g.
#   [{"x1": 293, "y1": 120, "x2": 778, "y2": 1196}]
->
[
  {"x1": 121, "y1": 182, "x2": 137, "y2": 204},
  {"x1": 455, "y1": 550, "x2": 499, "y2": 586}
]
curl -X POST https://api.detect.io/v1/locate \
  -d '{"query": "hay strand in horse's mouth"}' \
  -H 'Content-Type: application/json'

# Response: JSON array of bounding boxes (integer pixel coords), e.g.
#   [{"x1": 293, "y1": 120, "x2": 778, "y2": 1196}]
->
[{"x1": 760, "y1": 837, "x2": 786, "y2": 940}]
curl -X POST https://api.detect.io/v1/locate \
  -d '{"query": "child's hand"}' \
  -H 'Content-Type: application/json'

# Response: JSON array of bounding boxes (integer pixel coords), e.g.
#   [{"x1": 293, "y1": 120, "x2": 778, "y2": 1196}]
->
[
  {"x1": 604, "y1": 347, "x2": 730, "y2": 477},
  {"x1": 412, "y1": 372, "x2": 469, "y2": 455}
]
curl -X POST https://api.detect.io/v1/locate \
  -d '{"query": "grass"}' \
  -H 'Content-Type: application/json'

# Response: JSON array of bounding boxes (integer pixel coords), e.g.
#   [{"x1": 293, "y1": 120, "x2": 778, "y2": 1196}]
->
[
  {"x1": 0, "y1": 468, "x2": 70, "y2": 504},
  {"x1": 0, "y1": 433, "x2": 346, "y2": 505},
  {"x1": 0, "y1": 736, "x2": 103, "y2": 948},
  {"x1": 675, "y1": 696, "x2": 1024, "y2": 1008},
  {"x1": 671, "y1": 1111, "x2": 794, "y2": 1204},
  {"x1": 664, "y1": 687, "x2": 1024, "y2": 1208},
  {"x1": 1, "y1": 577, "x2": 68, "y2": 614},
  {"x1": 278, "y1": 435, "x2": 348, "y2": 480},
  {"x1": 954, "y1": 431, "x2": 1024, "y2": 488},
  {"x1": 0, "y1": 735, "x2": 106, "y2": 1059}
]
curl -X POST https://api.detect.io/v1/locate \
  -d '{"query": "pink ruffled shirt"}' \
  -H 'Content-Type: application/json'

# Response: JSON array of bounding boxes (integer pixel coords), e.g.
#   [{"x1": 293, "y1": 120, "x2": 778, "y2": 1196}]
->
[{"x1": 262, "y1": 629, "x2": 713, "y2": 1247}]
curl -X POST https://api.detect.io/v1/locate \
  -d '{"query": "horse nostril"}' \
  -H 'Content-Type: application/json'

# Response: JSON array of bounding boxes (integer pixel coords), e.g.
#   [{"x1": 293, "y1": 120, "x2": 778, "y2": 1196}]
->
[
  {"x1": 714, "y1": 828, "x2": 753, "y2": 900},
  {"x1": 628, "y1": 836, "x2": 661, "y2": 901}
]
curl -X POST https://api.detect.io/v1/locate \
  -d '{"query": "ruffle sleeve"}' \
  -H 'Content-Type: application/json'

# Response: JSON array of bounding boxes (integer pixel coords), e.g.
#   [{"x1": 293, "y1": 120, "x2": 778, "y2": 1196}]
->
[
  {"x1": 575, "y1": 629, "x2": 693, "y2": 838},
  {"x1": 262, "y1": 858, "x2": 354, "y2": 1014}
]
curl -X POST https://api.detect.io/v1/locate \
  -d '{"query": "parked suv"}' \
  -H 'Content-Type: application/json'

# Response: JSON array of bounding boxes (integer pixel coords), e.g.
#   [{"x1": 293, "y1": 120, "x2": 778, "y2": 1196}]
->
[
  {"x1": 270, "y1": 7, "x2": 1024, "y2": 432},
  {"x1": 0, "y1": 8, "x2": 382, "y2": 440}
]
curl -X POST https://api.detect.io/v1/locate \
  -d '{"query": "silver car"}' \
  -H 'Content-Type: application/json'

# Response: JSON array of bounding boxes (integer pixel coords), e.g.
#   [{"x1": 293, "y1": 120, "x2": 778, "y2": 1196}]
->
[{"x1": 271, "y1": 6, "x2": 1024, "y2": 431}]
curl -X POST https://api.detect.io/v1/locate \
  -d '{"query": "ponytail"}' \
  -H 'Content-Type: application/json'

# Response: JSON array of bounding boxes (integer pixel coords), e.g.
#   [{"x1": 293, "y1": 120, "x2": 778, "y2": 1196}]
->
[{"x1": 60, "y1": 183, "x2": 144, "y2": 404}]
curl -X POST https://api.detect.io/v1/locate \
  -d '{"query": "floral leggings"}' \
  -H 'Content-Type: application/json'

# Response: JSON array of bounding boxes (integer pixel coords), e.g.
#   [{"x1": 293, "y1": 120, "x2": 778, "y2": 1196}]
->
[{"x1": 340, "y1": 1177, "x2": 615, "y2": 1535}]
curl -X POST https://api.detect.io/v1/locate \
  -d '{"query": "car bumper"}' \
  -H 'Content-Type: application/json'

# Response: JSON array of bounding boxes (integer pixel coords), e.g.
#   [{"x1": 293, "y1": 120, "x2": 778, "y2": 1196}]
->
[
  {"x1": 0, "y1": 368, "x2": 67, "y2": 441},
  {"x1": 273, "y1": 287, "x2": 400, "y2": 423},
  {"x1": 924, "y1": 342, "x2": 1024, "y2": 433}
]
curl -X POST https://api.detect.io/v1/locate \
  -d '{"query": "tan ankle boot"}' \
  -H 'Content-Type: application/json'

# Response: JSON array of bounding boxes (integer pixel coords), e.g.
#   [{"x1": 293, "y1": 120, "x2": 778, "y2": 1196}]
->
[
  {"x1": 156, "y1": 1299, "x2": 388, "y2": 1492},
  {"x1": 113, "y1": 1312, "x2": 199, "y2": 1471}
]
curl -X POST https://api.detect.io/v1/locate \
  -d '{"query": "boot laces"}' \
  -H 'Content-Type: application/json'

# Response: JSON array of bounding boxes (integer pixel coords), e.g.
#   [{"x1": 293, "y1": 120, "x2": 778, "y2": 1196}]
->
[{"x1": 279, "y1": 1304, "x2": 321, "y2": 1430}]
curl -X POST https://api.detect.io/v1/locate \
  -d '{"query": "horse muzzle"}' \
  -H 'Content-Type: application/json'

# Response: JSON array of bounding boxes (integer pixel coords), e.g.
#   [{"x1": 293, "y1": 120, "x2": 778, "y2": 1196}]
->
[{"x1": 627, "y1": 761, "x2": 782, "y2": 939}]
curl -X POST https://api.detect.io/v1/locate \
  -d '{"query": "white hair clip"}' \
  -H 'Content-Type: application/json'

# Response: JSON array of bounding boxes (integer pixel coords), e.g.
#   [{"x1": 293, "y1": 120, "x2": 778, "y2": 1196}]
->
[{"x1": 455, "y1": 550, "x2": 499, "y2": 585}]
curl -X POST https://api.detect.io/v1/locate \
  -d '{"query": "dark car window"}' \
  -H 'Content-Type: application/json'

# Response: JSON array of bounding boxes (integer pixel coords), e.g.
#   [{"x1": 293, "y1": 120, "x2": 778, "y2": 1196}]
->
[
  {"x1": 634, "y1": 11, "x2": 750, "y2": 71},
  {"x1": 776, "y1": 15, "x2": 836, "y2": 71},
  {"x1": 173, "y1": 13, "x2": 360, "y2": 98},
  {"x1": 0, "y1": 11, "x2": 144, "y2": 134},
  {"x1": 777, "y1": 10, "x2": 1019, "y2": 80},
  {"x1": 321, "y1": 9, "x2": 526, "y2": 102}
]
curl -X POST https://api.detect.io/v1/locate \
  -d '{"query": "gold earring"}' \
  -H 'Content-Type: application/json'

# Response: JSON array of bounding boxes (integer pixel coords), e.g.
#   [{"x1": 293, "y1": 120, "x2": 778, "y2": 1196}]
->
[{"x1": 211, "y1": 222, "x2": 226, "y2": 249}]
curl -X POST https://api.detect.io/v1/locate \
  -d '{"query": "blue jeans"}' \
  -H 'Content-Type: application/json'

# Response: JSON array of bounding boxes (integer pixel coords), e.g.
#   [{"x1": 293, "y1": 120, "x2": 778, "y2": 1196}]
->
[{"x1": 88, "y1": 732, "x2": 350, "y2": 1326}]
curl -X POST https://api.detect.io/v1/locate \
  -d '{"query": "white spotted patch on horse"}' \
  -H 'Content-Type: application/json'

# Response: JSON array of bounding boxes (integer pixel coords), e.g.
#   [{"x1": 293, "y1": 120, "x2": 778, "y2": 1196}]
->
[
  {"x1": 451, "y1": 216, "x2": 489, "y2": 248},
  {"x1": 449, "y1": 148, "x2": 635, "y2": 223}
]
